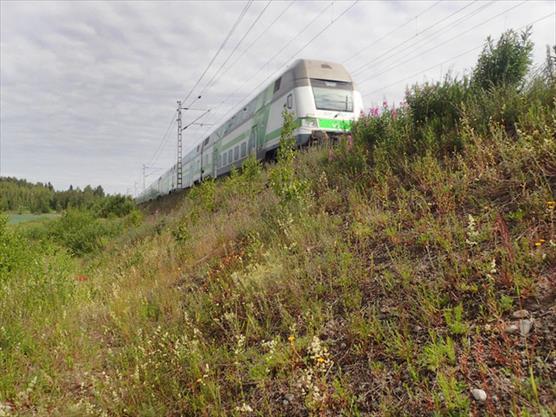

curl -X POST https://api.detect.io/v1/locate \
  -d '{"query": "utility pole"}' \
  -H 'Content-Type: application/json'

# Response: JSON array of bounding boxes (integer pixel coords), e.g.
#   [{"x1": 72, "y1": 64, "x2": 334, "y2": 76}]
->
[{"x1": 176, "y1": 100, "x2": 183, "y2": 189}]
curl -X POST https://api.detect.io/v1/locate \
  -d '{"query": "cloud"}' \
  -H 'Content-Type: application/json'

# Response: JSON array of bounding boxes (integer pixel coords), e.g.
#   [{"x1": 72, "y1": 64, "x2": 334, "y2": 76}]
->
[{"x1": 1, "y1": 0, "x2": 554, "y2": 194}]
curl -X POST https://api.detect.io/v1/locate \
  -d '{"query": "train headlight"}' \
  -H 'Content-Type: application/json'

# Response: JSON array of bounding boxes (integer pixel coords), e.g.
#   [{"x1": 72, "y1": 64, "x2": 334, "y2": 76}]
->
[{"x1": 301, "y1": 117, "x2": 318, "y2": 128}]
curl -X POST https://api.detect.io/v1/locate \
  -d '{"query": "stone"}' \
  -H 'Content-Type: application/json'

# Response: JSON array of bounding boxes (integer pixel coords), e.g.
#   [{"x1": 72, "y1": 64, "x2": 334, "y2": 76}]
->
[
  {"x1": 504, "y1": 324, "x2": 519, "y2": 334},
  {"x1": 512, "y1": 309, "x2": 529, "y2": 319},
  {"x1": 519, "y1": 319, "x2": 533, "y2": 336},
  {"x1": 471, "y1": 388, "x2": 487, "y2": 402},
  {"x1": 285, "y1": 393, "x2": 294, "y2": 402}
]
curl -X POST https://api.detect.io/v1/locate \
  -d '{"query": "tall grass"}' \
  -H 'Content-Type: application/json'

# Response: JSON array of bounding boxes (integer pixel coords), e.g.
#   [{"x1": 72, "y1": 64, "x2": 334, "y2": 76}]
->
[{"x1": 0, "y1": 29, "x2": 554, "y2": 416}]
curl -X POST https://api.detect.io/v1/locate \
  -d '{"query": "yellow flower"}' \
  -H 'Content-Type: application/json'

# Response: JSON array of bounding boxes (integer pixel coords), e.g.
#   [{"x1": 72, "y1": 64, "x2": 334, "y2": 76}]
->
[
  {"x1": 317, "y1": 356, "x2": 325, "y2": 363},
  {"x1": 534, "y1": 241, "x2": 542, "y2": 247},
  {"x1": 288, "y1": 335, "x2": 295, "y2": 343},
  {"x1": 546, "y1": 200, "x2": 555, "y2": 208},
  {"x1": 539, "y1": 239, "x2": 545, "y2": 243}
]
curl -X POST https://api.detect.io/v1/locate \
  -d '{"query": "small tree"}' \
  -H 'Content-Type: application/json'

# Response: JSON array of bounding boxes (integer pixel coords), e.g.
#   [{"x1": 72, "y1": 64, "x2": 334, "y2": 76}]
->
[
  {"x1": 269, "y1": 109, "x2": 307, "y2": 205},
  {"x1": 473, "y1": 28, "x2": 533, "y2": 89},
  {"x1": 277, "y1": 108, "x2": 296, "y2": 164}
]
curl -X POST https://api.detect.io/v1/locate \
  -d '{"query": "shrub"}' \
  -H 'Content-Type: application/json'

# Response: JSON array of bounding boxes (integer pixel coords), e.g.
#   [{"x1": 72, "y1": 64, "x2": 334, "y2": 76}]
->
[
  {"x1": 473, "y1": 28, "x2": 533, "y2": 89},
  {"x1": 48, "y1": 209, "x2": 122, "y2": 255}
]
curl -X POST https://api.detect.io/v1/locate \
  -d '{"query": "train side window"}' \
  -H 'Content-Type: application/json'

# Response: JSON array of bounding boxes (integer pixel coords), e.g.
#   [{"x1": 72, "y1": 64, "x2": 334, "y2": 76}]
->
[
  {"x1": 234, "y1": 146, "x2": 239, "y2": 161},
  {"x1": 223, "y1": 153, "x2": 227, "y2": 166},
  {"x1": 273, "y1": 77, "x2": 281, "y2": 93},
  {"x1": 240, "y1": 142, "x2": 247, "y2": 157},
  {"x1": 228, "y1": 149, "x2": 233, "y2": 164},
  {"x1": 287, "y1": 94, "x2": 292, "y2": 109}
]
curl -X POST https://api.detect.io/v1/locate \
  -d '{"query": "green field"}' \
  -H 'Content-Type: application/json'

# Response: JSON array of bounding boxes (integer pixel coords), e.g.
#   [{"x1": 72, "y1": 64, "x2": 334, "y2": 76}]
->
[{"x1": 7, "y1": 212, "x2": 60, "y2": 225}]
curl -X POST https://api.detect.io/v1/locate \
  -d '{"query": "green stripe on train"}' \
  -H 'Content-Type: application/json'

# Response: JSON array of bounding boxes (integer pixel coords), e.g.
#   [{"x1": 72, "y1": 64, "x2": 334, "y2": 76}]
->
[
  {"x1": 317, "y1": 118, "x2": 352, "y2": 130},
  {"x1": 264, "y1": 118, "x2": 352, "y2": 142}
]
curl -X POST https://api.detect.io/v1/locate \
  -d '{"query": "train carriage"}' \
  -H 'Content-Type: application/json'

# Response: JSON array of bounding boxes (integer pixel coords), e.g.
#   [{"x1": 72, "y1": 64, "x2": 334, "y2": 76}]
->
[{"x1": 137, "y1": 59, "x2": 362, "y2": 203}]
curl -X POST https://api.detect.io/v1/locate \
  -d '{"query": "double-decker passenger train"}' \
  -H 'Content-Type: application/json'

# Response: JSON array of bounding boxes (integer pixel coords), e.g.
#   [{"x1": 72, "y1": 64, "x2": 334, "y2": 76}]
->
[{"x1": 137, "y1": 59, "x2": 363, "y2": 202}]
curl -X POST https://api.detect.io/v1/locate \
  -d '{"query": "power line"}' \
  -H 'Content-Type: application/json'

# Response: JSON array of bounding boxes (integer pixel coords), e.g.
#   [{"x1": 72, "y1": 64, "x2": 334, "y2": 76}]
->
[
  {"x1": 210, "y1": 2, "x2": 335, "y2": 112},
  {"x1": 206, "y1": 0, "x2": 358, "y2": 136},
  {"x1": 344, "y1": 0, "x2": 442, "y2": 65},
  {"x1": 184, "y1": 1, "x2": 336, "y2": 142},
  {"x1": 353, "y1": 0, "x2": 494, "y2": 79},
  {"x1": 361, "y1": 11, "x2": 555, "y2": 99},
  {"x1": 357, "y1": 0, "x2": 526, "y2": 86},
  {"x1": 217, "y1": 1, "x2": 296, "y2": 85},
  {"x1": 147, "y1": 113, "x2": 176, "y2": 167},
  {"x1": 144, "y1": 1, "x2": 253, "y2": 175},
  {"x1": 351, "y1": 0, "x2": 479, "y2": 76},
  {"x1": 181, "y1": 0, "x2": 252, "y2": 104},
  {"x1": 198, "y1": 1, "x2": 272, "y2": 98}
]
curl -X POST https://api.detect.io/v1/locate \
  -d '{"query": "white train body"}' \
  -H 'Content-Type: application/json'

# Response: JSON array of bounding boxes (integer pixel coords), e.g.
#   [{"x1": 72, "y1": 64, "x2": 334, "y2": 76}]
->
[{"x1": 137, "y1": 59, "x2": 362, "y2": 203}]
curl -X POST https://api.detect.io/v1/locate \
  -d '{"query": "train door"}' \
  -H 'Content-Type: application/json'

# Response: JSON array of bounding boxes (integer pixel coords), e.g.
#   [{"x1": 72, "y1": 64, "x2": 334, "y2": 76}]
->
[
  {"x1": 212, "y1": 148, "x2": 219, "y2": 177},
  {"x1": 249, "y1": 125, "x2": 257, "y2": 155}
]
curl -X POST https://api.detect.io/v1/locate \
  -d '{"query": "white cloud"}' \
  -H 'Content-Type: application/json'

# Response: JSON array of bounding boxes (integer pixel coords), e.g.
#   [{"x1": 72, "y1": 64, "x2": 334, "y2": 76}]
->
[{"x1": 1, "y1": 0, "x2": 554, "y2": 194}]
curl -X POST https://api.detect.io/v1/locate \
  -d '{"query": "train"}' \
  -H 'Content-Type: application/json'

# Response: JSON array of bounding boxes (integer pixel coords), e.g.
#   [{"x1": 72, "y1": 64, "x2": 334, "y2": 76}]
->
[{"x1": 137, "y1": 59, "x2": 363, "y2": 203}]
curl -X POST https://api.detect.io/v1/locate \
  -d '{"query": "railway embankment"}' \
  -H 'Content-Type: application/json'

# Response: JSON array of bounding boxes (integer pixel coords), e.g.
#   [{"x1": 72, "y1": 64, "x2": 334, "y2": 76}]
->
[{"x1": 1, "y1": 30, "x2": 554, "y2": 416}]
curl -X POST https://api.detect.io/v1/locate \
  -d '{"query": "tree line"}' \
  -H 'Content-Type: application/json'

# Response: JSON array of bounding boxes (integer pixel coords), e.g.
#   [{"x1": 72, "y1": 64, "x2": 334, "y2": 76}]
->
[{"x1": 0, "y1": 176, "x2": 133, "y2": 215}]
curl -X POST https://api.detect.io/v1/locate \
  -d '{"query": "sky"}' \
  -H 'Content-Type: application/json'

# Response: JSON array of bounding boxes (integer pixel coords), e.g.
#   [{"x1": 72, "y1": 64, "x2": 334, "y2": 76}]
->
[{"x1": 1, "y1": 0, "x2": 554, "y2": 195}]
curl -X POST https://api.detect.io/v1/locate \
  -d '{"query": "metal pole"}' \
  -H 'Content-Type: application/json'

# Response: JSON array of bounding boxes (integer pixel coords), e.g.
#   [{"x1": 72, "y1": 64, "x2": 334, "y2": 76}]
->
[{"x1": 177, "y1": 100, "x2": 183, "y2": 189}]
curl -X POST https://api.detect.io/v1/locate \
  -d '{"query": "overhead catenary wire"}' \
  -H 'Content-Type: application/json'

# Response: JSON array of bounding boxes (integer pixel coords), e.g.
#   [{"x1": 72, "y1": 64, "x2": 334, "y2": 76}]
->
[
  {"x1": 344, "y1": 0, "x2": 442, "y2": 65},
  {"x1": 216, "y1": 1, "x2": 296, "y2": 85},
  {"x1": 177, "y1": 1, "x2": 296, "y2": 143},
  {"x1": 357, "y1": 0, "x2": 527, "y2": 86},
  {"x1": 351, "y1": 0, "x2": 480, "y2": 76},
  {"x1": 203, "y1": 2, "x2": 335, "y2": 118},
  {"x1": 181, "y1": 0, "x2": 252, "y2": 104},
  {"x1": 144, "y1": 1, "x2": 253, "y2": 172},
  {"x1": 196, "y1": 1, "x2": 273, "y2": 100},
  {"x1": 352, "y1": 0, "x2": 494, "y2": 79},
  {"x1": 205, "y1": 0, "x2": 359, "y2": 138},
  {"x1": 146, "y1": 114, "x2": 176, "y2": 168},
  {"x1": 183, "y1": 1, "x2": 337, "y2": 142},
  {"x1": 361, "y1": 11, "x2": 555, "y2": 99}
]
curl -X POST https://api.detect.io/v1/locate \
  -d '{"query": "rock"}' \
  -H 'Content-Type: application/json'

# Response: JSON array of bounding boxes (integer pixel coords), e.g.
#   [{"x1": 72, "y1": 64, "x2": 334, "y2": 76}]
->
[
  {"x1": 512, "y1": 309, "x2": 529, "y2": 319},
  {"x1": 519, "y1": 319, "x2": 533, "y2": 336},
  {"x1": 284, "y1": 393, "x2": 294, "y2": 402},
  {"x1": 471, "y1": 388, "x2": 487, "y2": 402},
  {"x1": 505, "y1": 324, "x2": 519, "y2": 334}
]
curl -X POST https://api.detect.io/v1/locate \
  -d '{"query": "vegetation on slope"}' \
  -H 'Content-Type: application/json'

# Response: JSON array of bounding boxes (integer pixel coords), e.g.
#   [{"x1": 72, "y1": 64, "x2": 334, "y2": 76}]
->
[{"x1": 1, "y1": 29, "x2": 555, "y2": 416}]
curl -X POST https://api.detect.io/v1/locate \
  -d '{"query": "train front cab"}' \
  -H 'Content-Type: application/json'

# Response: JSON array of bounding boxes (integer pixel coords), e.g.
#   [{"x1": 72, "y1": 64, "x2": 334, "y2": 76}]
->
[{"x1": 290, "y1": 59, "x2": 362, "y2": 146}]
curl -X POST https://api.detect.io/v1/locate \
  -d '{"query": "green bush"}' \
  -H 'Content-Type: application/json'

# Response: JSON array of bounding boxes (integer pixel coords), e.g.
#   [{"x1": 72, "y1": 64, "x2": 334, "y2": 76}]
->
[
  {"x1": 473, "y1": 28, "x2": 533, "y2": 89},
  {"x1": 48, "y1": 209, "x2": 122, "y2": 256}
]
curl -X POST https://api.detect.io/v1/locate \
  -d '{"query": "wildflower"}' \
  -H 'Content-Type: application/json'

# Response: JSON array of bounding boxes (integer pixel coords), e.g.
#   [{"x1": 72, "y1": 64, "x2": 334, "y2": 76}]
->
[
  {"x1": 288, "y1": 335, "x2": 295, "y2": 344},
  {"x1": 235, "y1": 403, "x2": 253, "y2": 413},
  {"x1": 317, "y1": 356, "x2": 325, "y2": 363},
  {"x1": 547, "y1": 201, "x2": 555, "y2": 210},
  {"x1": 534, "y1": 241, "x2": 542, "y2": 247},
  {"x1": 465, "y1": 214, "x2": 479, "y2": 246}
]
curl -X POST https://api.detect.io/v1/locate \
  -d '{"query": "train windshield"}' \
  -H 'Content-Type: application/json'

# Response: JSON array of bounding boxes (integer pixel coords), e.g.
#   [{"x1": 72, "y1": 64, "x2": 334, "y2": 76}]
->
[{"x1": 311, "y1": 79, "x2": 353, "y2": 112}]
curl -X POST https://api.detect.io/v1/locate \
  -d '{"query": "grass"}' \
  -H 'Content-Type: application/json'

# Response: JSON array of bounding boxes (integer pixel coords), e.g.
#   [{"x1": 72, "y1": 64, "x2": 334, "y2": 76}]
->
[
  {"x1": 1, "y1": 31, "x2": 555, "y2": 416},
  {"x1": 6, "y1": 213, "x2": 59, "y2": 225}
]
